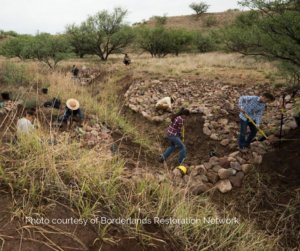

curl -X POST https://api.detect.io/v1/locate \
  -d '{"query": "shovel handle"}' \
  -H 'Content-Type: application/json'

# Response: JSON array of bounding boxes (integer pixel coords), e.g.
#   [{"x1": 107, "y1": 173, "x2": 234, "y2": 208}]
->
[{"x1": 244, "y1": 113, "x2": 273, "y2": 145}]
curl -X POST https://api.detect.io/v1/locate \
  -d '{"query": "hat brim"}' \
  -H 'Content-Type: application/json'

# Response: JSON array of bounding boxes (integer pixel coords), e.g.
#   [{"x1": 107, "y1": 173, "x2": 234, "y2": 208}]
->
[{"x1": 66, "y1": 99, "x2": 80, "y2": 110}]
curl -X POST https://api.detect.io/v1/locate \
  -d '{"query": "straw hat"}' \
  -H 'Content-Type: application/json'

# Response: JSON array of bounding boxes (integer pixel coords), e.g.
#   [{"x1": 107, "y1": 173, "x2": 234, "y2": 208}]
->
[
  {"x1": 171, "y1": 95, "x2": 177, "y2": 102},
  {"x1": 66, "y1": 98, "x2": 80, "y2": 110}
]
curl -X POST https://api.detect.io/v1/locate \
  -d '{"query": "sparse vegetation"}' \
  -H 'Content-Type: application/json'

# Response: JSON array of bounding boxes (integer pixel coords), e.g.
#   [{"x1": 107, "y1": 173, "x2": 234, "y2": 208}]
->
[{"x1": 203, "y1": 15, "x2": 218, "y2": 27}]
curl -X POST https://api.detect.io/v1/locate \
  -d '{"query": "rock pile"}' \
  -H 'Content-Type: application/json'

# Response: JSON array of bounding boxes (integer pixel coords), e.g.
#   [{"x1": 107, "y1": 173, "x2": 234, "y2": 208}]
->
[
  {"x1": 0, "y1": 100, "x2": 22, "y2": 113},
  {"x1": 125, "y1": 79, "x2": 299, "y2": 146},
  {"x1": 68, "y1": 66, "x2": 120, "y2": 84},
  {"x1": 58, "y1": 120, "x2": 115, "y2": 161},
  {"x1": 125, "y1": 79, "x2": 299, "y2": 193}
]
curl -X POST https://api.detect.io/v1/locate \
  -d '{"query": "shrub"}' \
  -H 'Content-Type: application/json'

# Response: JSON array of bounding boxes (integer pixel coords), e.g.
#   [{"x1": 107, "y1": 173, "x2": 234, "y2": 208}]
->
[
  {"x1": 203, "y1": 16, "x2": 218, "y2": 27},
  {"x1": 0, "y1": 62, "x2": 34, "y2": 87}
]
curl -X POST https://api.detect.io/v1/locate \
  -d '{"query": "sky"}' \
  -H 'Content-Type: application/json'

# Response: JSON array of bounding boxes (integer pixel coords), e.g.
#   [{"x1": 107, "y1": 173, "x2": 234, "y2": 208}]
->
[{"x1": 0, "y1": 0, "x2": 241, "y2": 35}]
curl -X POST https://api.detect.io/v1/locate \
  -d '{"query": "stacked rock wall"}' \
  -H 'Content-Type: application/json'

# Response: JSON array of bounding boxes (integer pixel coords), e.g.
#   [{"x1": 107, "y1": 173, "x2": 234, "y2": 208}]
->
[{"x1": 125, "y1": 79, "x2": 300, "y2": 193}]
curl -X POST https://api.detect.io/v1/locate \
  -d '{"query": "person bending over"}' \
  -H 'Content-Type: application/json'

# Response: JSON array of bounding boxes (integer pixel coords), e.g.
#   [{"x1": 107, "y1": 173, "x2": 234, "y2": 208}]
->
[
  {"x1": 155, "y1": 96, "x2": 177, "y2": 114},
  {"x1": 159, "y1": 109, "x2": 190, "y2": 164},
  {"x1": 238, "y1": 93, "x2": 274, "y2": 152},
  {"x1": 17, "y1": 110, "x2": 37, "y2": 136},
  {"x1": 59, "y1": 98, "x2": 84, "y2": 126}
]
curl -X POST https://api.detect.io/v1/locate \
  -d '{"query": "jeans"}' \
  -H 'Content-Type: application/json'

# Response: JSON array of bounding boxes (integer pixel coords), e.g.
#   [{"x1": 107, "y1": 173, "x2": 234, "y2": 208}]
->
[
  {"x1": 162, "y1": 134, "x2": 186, "y2": 164},
  {"x1": 59, "y1": 106, "x2": 83, "y2": 122},
  {"x1": 239, "y1": 119, "x2": 258, "y2": 149}
]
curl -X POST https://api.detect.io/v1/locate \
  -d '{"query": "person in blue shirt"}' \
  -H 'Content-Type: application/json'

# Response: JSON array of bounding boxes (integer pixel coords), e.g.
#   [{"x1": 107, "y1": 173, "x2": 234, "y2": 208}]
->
[
  {"x1": 59, "y1": 98, "x2": 83, "y2": 126},
  {"x1": 238, "y1": 93, "x2": 274, "y2": 152}
]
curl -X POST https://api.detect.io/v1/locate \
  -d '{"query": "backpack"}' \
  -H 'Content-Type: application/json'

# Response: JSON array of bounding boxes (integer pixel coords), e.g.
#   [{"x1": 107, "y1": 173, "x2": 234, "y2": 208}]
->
[
  {"x1": 44, "y1": 101, "x2": 52, "y2": 107},
  {"x1": 53, "y1": 98, "x2": 61, "y2": 109}
]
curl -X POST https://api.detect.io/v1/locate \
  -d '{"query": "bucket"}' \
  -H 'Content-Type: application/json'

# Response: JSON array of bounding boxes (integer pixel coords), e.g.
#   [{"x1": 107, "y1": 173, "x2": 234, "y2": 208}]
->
[
  {"x1": 1, "y1": 92, "x2": 9, "y2": 100},
  {"x1": 42, "y1": 88, "x2": 48, "y2": 94}
]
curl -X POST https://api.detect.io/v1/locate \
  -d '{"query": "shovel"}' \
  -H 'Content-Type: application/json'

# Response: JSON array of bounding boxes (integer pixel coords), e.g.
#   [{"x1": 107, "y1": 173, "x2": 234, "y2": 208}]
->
[{"x1": 244, "y1": 113, "x2": 274, "y2": 146}]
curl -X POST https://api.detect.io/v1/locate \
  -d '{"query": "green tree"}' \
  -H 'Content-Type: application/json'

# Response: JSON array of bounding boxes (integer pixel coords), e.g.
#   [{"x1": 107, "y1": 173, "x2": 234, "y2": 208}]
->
[
  {"x1": 0, "y1": 35, "x2": 33, "y2": 60},
  {"x1": 30, "y1": 33, "x2": 72, "y2": 69},
  {"x1": 277, "y1": 62, "x2": 300, "y2": 97},
  {"x1": 189, "y1": 2, "x2": 210, "y2": 15},
  {"x1": 134, "y1": 25, "x2": 171, "y2": 58},
  {"x1": 224, "y1": 0, "x2": 300, "y2": 67},
  {"x1": 65, "y1": 7, "x2": 135, "y2": 60},
  {"x1": 65, "y1": 24, "x2": 94, "y2": 58},
  {"x1": 224, "y1": 0, "x2": 300, "y2": 95},
  {"x1": 195, "y1": 31, "x2": 216, "y2": 52},
  {"x1": 168, "y1": 28, "x2": 195, "y2": 56}
]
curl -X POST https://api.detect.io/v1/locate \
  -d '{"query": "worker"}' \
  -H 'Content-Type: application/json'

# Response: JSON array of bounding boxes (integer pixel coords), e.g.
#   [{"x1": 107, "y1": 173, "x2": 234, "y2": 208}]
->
[
  {"x1": 238, "y1": 93, "x2": 274, "y2": 152},
  {"x1": 159, "y1": 109, "x2": 190, "y2": 164},
  {"x1": 72, "y1": 65, "x2": 79, "y2": 77},
  {"x1": 123, "y1": 54, "x2": 131, "y2": 65},
  {"x1": 155, "y1": 96, "x2": 177, "y2": 114},
  {"x1": 16, "y1": 110, "x2": 37, "y2": 136},
  {"x1": 59, "y1": 98, "x2": 84, "y2": 126}
]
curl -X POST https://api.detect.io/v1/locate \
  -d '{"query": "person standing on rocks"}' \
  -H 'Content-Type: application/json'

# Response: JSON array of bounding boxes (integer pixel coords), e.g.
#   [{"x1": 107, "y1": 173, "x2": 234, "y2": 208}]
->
[
  {"x1": 159, "y1": 109, "x2": 190, "y2": 164},
  {"x1": 238, "y1": 93, "x2": 274, "y2": 152},
  {"x1": 155, "y1": 96, "x2": 177, "y2": 114}
]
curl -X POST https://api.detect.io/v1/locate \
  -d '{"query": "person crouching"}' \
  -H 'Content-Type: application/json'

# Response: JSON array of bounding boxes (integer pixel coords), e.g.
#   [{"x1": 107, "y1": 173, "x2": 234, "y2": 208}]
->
[
  {"x1": 59, "y1": 98, "x2": 84, "y2": 126},
  {"x1": 155, "y1": 96, "x2": 177, "y2": 114}
]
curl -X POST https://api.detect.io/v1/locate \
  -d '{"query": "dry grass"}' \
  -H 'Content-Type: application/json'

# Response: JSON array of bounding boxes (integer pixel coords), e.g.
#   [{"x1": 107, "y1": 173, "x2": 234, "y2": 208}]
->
[
  {"x1": 0, "y1": 58, "x2": 280, "y2": 250},
  {"x1": 127, "y1": 52, "x2": 278, "y2": 86},
  {"x1": 55, "y1": 52, "x2": 279, "y2": 86}
]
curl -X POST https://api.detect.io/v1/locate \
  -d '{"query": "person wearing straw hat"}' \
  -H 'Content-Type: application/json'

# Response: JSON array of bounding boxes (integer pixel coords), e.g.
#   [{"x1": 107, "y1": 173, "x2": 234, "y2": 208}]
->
[
  {"x1": 59, "y1": 98, "x2": 83, "y2": 126},
  {"x1": 155, "y1": 96, "x2": 177, "y2": 114}
]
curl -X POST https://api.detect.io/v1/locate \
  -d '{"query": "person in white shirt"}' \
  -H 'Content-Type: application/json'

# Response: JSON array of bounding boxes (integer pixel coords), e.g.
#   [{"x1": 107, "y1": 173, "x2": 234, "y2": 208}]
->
[
  {"x1": 17, "y1": 110, "x2": 36, "y2": 136},
  {"x1": 155, "y1": 96, "x2": 177, "y2": 113}
]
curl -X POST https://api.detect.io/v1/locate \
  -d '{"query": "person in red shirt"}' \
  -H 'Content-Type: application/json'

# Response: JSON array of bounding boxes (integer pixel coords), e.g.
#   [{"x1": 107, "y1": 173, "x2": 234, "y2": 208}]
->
[{"x1": 159, "y1": 109, "x2": 190, "y2": 164}]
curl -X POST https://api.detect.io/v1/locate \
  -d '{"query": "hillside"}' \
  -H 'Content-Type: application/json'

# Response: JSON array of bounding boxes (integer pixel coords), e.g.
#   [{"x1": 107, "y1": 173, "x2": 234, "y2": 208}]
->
[{"x1": 143, "y1": 11, "x2": 245, "y2": 31}]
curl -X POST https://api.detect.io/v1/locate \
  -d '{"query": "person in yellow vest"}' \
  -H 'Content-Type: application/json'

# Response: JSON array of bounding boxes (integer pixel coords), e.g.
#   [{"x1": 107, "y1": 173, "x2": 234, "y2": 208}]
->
[{"x1": 155, "y1": 96, "x2": 177, "y2": 113}]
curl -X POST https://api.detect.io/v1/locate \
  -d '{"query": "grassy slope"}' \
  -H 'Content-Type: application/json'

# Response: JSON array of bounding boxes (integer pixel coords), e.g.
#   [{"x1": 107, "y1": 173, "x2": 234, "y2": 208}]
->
[
  {"x1": 141, "y1": 11, "x2": 244, "y2": 32},
  {"x1": 0, "y1": 56, "x2": 280, "y2": 250}
]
